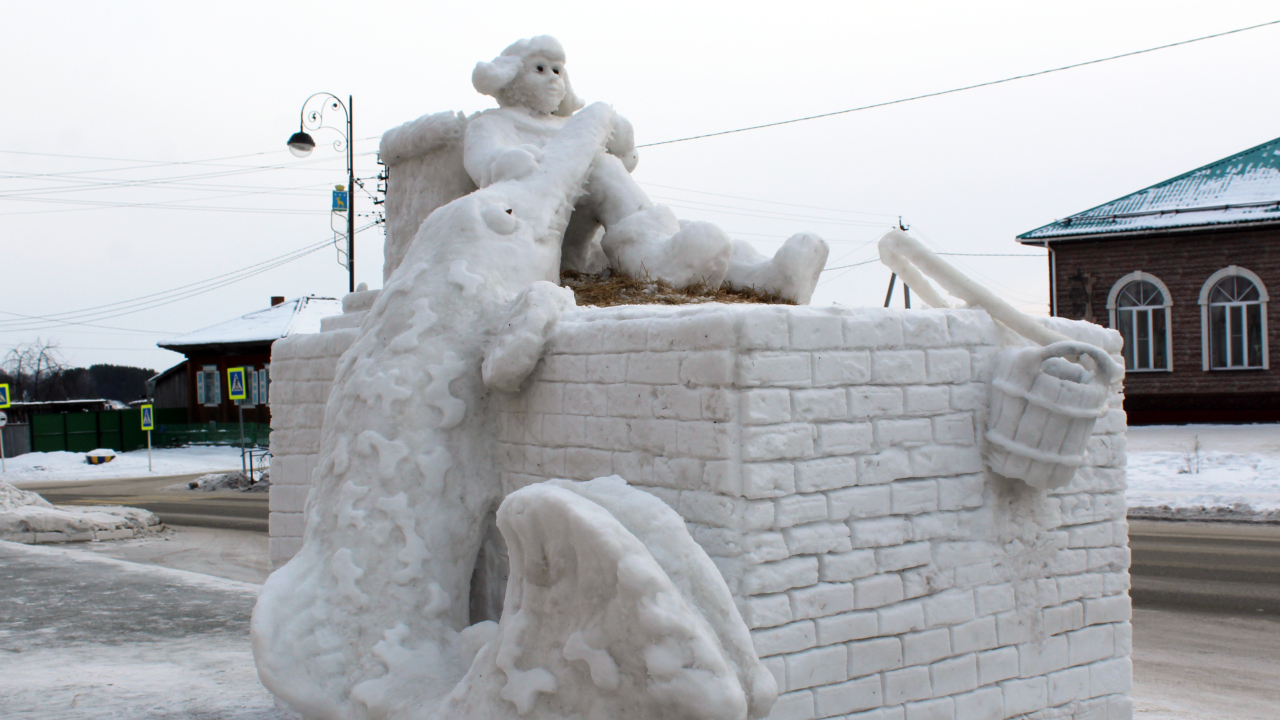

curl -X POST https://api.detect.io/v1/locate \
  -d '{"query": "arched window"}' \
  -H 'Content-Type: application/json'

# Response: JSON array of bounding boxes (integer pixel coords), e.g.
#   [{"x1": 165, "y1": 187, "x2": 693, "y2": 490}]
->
[
  {"x1": 1107, "y1": 272, "x2": 1172, "y2": 371},
  {"x1": 1199, "y1": 266, "x2": 1269, "y2": 370}
]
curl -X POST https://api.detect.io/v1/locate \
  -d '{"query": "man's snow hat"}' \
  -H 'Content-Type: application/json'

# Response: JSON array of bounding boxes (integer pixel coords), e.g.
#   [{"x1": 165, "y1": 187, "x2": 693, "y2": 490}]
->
[{"x1": 472, "y1": 35, "x2": 584, "y2": 117}]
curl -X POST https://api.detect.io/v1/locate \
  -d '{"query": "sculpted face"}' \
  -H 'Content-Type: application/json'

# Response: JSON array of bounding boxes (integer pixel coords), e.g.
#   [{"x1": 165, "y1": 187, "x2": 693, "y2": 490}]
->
[{"x1": 507, "y1": 53, "x2": 567, "y2": 114}]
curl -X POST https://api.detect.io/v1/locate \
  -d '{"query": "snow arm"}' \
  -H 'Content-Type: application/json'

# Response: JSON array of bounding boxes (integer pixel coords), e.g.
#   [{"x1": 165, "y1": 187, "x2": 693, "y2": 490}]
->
[
  {"x1": 482, "y1": 281, "x2": 577, "y2": 392},
  {"x1": 606, "y1": 114, "x2": 638, "y2": 172},
  {"x1": 463, "y1": 114, "x2": 546, "y2": 187}
]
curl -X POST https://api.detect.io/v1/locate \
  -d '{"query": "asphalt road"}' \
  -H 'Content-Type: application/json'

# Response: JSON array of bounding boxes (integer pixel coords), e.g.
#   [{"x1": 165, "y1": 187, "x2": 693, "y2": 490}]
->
[
  {"x1": 1129, "y1": 519, "x2": 1280, "y2": 615},
  {"x1": 16, "y1": 474, "x2": 269, "y2": 532}
]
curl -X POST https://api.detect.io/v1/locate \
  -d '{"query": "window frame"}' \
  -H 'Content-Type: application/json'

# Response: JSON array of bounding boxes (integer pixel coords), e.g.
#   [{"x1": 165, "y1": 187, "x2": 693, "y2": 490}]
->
[
  {"x1": 1199, "y1": 265, "x2": 1270, "y2": 371},
  {"x1": 200, "y1": 364, "x2": 220, "y2": 407},
  {"x1": 1107, "y1": 271, "x2": 1174, "y2": 372}
]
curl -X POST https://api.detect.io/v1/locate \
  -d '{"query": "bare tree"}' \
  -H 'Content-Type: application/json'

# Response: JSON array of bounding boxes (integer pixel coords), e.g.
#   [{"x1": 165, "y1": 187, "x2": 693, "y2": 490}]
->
[{"x1": 3, "y1": 339, "x2": 71, "y2": 402}]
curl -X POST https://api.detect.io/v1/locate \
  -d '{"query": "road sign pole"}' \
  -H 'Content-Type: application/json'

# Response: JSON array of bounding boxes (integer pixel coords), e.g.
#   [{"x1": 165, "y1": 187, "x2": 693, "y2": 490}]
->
[
  {"x1": 0, "y1": 409, "x2": 7, "y2": 473},
  {"x1": 147, "y1": 430, "x2": 152, "y2": 473},
  {"x1": 1, "y1": 432, "x2": 6, "y2": 473},
  {"x1": 238, "y1": 404, "x2": 247, "y2": 476}
]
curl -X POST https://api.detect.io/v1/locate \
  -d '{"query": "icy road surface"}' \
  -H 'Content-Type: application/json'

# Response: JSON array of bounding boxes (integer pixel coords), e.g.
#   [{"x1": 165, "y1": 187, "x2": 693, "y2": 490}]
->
[{"x1": 0, "y1": 540, "x2": 290, "y2": 720}]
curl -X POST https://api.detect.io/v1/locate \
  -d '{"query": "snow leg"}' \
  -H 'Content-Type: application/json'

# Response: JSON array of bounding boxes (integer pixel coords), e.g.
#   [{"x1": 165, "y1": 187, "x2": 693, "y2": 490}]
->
[{"x1": 723, "y1": 233, "x2": 829, "y2": 304}]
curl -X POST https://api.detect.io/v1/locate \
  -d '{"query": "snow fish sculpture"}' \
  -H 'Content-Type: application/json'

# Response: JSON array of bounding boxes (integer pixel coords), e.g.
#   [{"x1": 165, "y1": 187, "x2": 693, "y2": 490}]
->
[{"x1": 251, "y1": 101, "x2": 775, "y2": 719}]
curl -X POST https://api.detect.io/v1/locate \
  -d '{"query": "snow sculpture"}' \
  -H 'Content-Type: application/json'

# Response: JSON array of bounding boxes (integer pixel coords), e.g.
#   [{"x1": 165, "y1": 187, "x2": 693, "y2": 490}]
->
[
  {"x1": 878, "y1": 230, "x2": 1123, "y2": 490},
  {"x1": 439, "y1": 477, "x2": 775, "y2": 720},
  {"x1": 380, "y1": 35, "x2": 829, "y2": 303},
  {"x1": 252, "y1": 101, "x2": 774, "y2": 720}
]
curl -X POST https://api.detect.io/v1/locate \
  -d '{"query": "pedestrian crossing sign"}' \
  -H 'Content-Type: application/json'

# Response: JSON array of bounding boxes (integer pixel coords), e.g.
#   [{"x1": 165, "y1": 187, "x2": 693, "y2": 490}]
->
[
  {"x1": 0, "y1": 383, "x2": 9, "y2": 408},
  {"x1": 227, "y1": 367, "x2": 248, "y2": 401},
  {"x1": 141, "y1": 404, "x2": 154, "y2": 431}
]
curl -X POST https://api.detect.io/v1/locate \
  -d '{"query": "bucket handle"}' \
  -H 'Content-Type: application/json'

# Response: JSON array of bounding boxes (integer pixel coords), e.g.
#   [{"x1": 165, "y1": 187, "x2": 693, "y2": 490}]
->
[
  {"x1": 878, "y1": 229, "x2": 1123, "y2": 384},
  {"x1": 1025, "y1": 341, "x2": 1123, "y2": 387}
]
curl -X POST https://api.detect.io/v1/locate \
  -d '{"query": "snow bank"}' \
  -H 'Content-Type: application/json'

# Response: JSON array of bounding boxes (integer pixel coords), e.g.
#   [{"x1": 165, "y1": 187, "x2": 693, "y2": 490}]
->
[
  {"x1": 3, "y1": 445, "x2": 244, "y2": 483},
  {"x1": 1125, "y1": 425, "x2": 1280, "y2": 521},
  {"x1": 0, "y1": 480, "x2": 160, "y2": 543}
]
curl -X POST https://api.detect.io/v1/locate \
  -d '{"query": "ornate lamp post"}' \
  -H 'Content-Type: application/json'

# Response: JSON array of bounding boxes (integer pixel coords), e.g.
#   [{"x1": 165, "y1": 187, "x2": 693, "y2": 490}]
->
[{"x1": 287, "y1": 93, "x2": 356, "y2": 293}]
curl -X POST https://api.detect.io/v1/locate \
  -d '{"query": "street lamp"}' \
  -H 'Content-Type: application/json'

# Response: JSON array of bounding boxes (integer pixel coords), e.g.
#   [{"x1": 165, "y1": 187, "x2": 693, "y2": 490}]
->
[{"x1": 287, "y1": 93, "x2": 355, "y2": 293}]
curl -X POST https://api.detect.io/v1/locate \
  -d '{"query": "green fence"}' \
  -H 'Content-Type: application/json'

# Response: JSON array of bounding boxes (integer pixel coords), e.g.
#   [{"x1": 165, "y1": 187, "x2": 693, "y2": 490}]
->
[
  {"x1": 153, "y1": 422, "x2": 271, "y2": 449},
  {"x1": 29, "y1": 409, "x2": 269, "y2": 453}
]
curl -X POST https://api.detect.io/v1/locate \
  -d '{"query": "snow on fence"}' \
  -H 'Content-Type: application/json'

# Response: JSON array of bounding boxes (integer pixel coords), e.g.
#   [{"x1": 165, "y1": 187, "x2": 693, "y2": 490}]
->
[{"x1": 268, "y1": 298, "x2": 1132, "y2": 720}]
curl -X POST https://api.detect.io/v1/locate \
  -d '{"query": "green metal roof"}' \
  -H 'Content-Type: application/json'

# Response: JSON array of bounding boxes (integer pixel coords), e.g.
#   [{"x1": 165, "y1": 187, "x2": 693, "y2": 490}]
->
[{"x1": 1019, "y1": 135, "x2": 1280, "y2": 243}]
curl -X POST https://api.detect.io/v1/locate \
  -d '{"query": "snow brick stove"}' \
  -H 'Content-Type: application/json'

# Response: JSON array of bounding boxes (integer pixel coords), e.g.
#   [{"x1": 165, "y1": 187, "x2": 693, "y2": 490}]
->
[{"x1": 268, "y1": 299, "x2": 1132, "y2": 720}]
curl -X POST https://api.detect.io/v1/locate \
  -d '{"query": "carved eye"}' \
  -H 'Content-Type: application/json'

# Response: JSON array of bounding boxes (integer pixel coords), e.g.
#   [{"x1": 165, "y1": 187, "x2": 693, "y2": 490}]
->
[
  {"x1": 552, "y1": 68, "x2": 560, "y2": 75},
  {"x1": 536, "y1": 65, "x2": 544, "y2": 72},
  {"x1": 505, "y1": 209, "x2": 513, "y2": 215}
]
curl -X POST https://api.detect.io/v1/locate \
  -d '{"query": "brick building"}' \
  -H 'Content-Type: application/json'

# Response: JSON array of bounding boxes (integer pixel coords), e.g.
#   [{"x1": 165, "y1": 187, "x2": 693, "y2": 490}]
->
[
  {"x1": 155, "y1": 296, "x2": 341, "y2": 424},
  {"x1": 1018, "y1": 136, "x2": 1280, "y2": 424}
]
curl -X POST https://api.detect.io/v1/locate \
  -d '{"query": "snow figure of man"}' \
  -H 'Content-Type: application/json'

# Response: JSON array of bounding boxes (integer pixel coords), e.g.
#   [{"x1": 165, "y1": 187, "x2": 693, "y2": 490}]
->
[{"x1": 466, "y1": 36, "x2": 830, "y2": 303}]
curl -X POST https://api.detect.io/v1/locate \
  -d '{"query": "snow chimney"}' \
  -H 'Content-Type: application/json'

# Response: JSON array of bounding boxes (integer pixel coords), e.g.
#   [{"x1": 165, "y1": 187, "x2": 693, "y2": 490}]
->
[{"x1": 271, "y1": 296, "x2": 286, "y2": 307}]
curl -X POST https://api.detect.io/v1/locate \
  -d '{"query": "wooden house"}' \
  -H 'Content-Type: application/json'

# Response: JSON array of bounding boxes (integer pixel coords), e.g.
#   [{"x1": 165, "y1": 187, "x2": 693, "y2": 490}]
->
[
  {"x1": 155, "y1": 296, "x2": 341, "y2": 424},
  {"x1": 1018, "y1": 137, "x2": 1280, "y2": 423}
]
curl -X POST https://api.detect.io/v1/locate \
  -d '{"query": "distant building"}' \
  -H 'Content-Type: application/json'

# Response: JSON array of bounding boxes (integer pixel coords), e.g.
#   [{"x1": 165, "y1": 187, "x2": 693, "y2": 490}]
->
[
  {"x1": 155, "y1": 296, "x2": 342, "y2": 424},
  {"x1": 1018, "y1": 136, "x2": 1280, "y2": 424}
]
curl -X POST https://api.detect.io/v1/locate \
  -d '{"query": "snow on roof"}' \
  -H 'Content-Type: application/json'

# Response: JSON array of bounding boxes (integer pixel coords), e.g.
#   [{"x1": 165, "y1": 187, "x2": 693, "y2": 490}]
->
[
  {"x1": 158, "y1": 296, "x2": 342, "y2": 350},
  {"x1": 1019, "y1": 136, "x2": 1280, "y2": 242}
]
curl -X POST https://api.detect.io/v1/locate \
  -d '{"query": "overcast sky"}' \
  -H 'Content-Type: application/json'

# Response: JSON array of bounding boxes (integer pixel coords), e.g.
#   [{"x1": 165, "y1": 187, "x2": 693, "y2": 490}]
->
[{"x1": 4, "y1": 1, "x2": 1279, "y2": 373}]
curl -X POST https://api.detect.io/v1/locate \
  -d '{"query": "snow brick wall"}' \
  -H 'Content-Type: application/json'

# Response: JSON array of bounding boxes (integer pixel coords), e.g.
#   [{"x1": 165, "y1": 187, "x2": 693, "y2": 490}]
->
[{"x1": 269, "y1": 299, "x2": 1133, "y2": 720}]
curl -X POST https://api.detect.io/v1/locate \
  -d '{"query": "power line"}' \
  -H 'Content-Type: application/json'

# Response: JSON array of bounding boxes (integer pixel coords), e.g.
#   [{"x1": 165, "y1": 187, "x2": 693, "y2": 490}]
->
[
  {"x1": 822, "y1": 258, "x2": 880, "y2": 272},
  {"x1": 638, "y1": 19, "x2": 1280, "y2": 148},
  {"x1": 0, "y1": 224, "x2": 376, "y2": 332},
  {"x1": 637, "y1": 182, "x2": 899, "y2": 219},
  {"x1": 0, "y1": 137, "x2": 383, "y2": 178}
]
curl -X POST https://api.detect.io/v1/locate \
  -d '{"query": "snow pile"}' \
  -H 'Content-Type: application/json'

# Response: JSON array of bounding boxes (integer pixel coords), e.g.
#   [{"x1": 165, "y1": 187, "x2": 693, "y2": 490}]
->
[
  {"x1": 0, "y1": 479, "x2": 160, "y2": 543},
  {"x1": 180, "y1": 471, "x2": 270, "y2": 492},
  {"x1": 2, "y1": 445, "x2": 243, "y2": 482},
  {"x1": 1126, "y1": 424, "x2": 1280, "y2": 522}
]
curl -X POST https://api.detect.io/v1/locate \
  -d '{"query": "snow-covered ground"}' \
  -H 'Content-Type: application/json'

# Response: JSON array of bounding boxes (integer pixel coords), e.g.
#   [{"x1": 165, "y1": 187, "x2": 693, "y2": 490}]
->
[
  {"x1": 1, "y1": 445, "x2": 245, "y2": 484},
  {"x1": 1126, "y1": 424, "x2": 1280, "y2": 521}
]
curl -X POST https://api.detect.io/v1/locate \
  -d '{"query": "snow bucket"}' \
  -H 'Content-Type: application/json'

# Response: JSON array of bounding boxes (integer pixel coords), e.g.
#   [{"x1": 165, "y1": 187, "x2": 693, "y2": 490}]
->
[
  {"x1": 877, "y1": 230, "x2": 1123, "y2": 491},
  {"x1": 985, "y1": 342, "x2": 1119, "y2": 490}
]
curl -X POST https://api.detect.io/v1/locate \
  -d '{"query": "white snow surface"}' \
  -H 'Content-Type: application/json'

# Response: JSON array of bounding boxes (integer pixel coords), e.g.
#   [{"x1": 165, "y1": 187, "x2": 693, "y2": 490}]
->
[
  {"x1": 3, "y1": 445, "x2": 244, "y2": 483},
  {"x1": 159, "y1": 296, "x2": 341, "y2": 349},
  {"x1": 1125, "y1": 424, "x2": 1280, "y2": 516}
]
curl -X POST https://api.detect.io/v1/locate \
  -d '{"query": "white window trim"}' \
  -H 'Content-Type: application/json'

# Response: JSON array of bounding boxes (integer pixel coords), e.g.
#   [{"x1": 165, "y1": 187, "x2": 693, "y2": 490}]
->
[
  {"x1": 1106, "y1": 271, "x2": 1173, "y2": 372},
  {"x1": 1199, "y1": 265, "x2": 1269, "y2": 371},
  {"x1": 201, "y1": 364, "x2": 220, "y2": 407}
]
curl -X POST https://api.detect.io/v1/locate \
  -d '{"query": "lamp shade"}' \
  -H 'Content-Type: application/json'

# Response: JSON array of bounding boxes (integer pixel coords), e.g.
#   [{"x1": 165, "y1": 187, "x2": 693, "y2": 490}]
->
[{"x1": 287, "y1": 132, "x2": 316, "y2": 158}]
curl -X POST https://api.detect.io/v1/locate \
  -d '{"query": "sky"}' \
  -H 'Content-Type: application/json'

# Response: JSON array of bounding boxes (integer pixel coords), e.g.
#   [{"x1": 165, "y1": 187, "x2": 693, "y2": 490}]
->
[{"x1": 3, "y1": 1, "x2": 1279, "y2": 374}]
